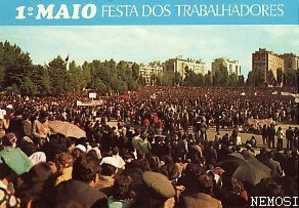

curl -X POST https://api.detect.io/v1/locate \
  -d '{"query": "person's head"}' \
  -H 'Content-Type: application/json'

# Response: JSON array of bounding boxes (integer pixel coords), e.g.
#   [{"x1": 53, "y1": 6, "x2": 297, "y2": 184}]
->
[
  {"x1": 134, "y1": 171, "x2": 175, "y2": 208},
  {"x1": 112, "y1": 174, "x2": 134, "y2": 200},
  {"x1": 112, "y1": 146, "x2": 119, "y2": 155},
  {"x1": 231, "y1": 177, "x2": 244, "y2": 193},
  {"x1": 2, "y1": 133, "x2": 17, "y2": 147},
  {"x1": 39, "y1": 111, "x2": 48, "y2": 123},
  {"x1": 16, "y1": 162, "x2": 54, "y2": 207},
  {"x1": 196, "y1": 173, "x2": 214, "y2": 195},
  {"x1": 54, "y1": 152, "x2": 73, "y2": 174},
  {"x1": 72, "y1": 155, "x2": 99, "y2": 185},
  {"x1": 100, "y1": 163, "x2": 117, "y2": 177},
  {"x1": 72, "y1": 144, "x2": 86, "y2": 159}
]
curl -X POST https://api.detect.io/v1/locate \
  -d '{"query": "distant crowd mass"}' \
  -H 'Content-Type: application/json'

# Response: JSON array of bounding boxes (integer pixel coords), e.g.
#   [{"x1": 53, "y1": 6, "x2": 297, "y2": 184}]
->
[{"x1": 0, "y1": 86, "x2": 298, "y2": 208}]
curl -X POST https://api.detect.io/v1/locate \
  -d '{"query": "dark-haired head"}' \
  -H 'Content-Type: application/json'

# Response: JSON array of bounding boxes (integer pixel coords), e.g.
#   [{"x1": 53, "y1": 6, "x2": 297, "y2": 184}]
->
[{"x1": 72, "y1": 155, "x2": 99, "y2": 184}]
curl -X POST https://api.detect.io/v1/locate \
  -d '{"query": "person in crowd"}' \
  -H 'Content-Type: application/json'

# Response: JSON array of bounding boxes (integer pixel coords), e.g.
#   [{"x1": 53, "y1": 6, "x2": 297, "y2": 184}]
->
[
  {"x1": 0, "y1": 86, "x2": 297, "y2": 208},
  {"x1": 53, "y1": 152, "x2": 74, "y2": 186},
  {"x1": 263, "y1": 151, "x2": 283, "y2": 177},
  {"x1": 133, "y1": 171, "x2": 176, "y2": 208},
  {"x1": 32, "y1": 111, "x2": 49, "y2": 147},
  {"x1": 48, "y1": 155, "x2": 106, "y2": 208},
  {"x1": 286, "y1": 126, "x2": 294, "y2": 150},
  {"x1": 0, "y1": 112, "x2": 9, "y2": 141},
  {"x1": 276, "y1": 127, "x2": 285, "y2": 150},
  {"x1": 182, "y1": 173, "x2": 222, "y2": 208},
  {"x1": 267, "y1": 124, "x2": 276, "y2": 149},
  {"x1": 261, "y1": 125, "x2": 267, "y2": 146}
]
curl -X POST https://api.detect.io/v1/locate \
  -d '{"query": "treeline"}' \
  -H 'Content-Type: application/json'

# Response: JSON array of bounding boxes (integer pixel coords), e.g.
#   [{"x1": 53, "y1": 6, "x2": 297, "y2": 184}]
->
[
  {"x1": 153, "y1": 68, "x2": 245, "y2": 87},
  {"x1": 0, "y1": 41, "x2": 140, "y2": 95},
  {"x1": 154, "y1": 64, "x2": 297, "y2": 87},
  {"x1": 0, "y1": 41, "x2": 297, "y2": 95}
]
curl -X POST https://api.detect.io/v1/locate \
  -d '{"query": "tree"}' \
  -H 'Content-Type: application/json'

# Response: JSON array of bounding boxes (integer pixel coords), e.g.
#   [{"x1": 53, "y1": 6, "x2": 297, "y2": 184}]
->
[
  {"x1": 19, "y1": 76, "x2": 37, "y2": 95},
  {"x1": 31, "y1": 65, "x2": 50, "y2": 95},
  {"x1": 183, "y1": 69, "x2": 204, "y2": 87},
  {"x1": 47, "y1": 56, "x2": 68, "y2": 95},
  {"x1": 159, "y1": 71, "x2": 176, "y2": 86},
  {"x1": 204, "y1": 71, "x2": 213, "y2": 86},
  {"x1": 174, "y1": 72, "x2": 183, "y2": 86},
  {"x1": 0, "y1": 41, "x2": 34, "y2": 92},
  {"x1": 0, "y1": 65, "x2": 5, "y2": 88},
  {"x1": 0, "y1": 41, "x2": 146, "y2": 95},
  {"x1": 132, "y1": 63, "x2": 139, "y2": 80},
  {"x1": 94, "y1": 79, "x2": 107, "y2": 94},
  {"x1": 213, "y1": 64, "x2": 229, "y2": 86},
  {"x1": 277, "y1": 68, "x2": 284, "y2": 84},
  {"x1": 227, "y1": 73, "x2": 239, "y2": 87},
  {"x1": 284, "y1": 68, "x2": 297, "y2": 87},
  {"x1": 67, "y1": 61, "x2": 88, "y2": 92},
  {"x1": 238, "y1": 75, "x2": 245, "y2": 86},
  {"x1": 267, "y1": 70, "x2": 276, "y2": 86},
  {"x1": 247, "y1": 70, "x2": 265, "y2": 87}
]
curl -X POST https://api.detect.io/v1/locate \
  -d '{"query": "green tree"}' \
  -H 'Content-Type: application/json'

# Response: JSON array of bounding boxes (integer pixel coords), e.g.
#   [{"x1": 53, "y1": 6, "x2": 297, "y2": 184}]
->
[
  {"x1": 94, "y1": 79, "x2": 107, "y2": 94},
  {"x1": 159, "y1": 71, "x2": 176, "y2": 86},
  {"x1": 67, "y1": 61, "x2": 88, "y2": 92},
  {"x1": 0, "y1": 65, "x2": 5, "y2": 88},
  {"x1": 227, "y1": 73, "x2": 239, "y2": 87},
  {"x1": 20, "y1": 76, "x2": 37, "y2": 95},
  {"x1": 47, "y1": 56, "x2": 68, "y2": 95},
  {"x1": 284, "y1": 68, "x2": 297, "y2": 87},
  {"x1": 132, "y1": 63, "x2": 140, "y2": 80},
  {"x1": 238, "y1": 75, "x2": 245, "y2": 86},
  {"x1": 31, "y1": 65, "x2": 50, "y2": 95},
  {"x1": 0, "y1": 41, "x2": 34, "y2": 92},
  {"x1": 183, "y1": 69, "x2": 204, "y2": 86},
  {"x1": 174, "y1": 72, "x2": 182, "y2": 86},
  {"x1": 277, "y1": 68, "x2": 283, "y2": 84},
  {"x1": 204, "y1": 71, "x2": 212, "y2": 86},
  {"x1": 213, "y1": 64, "x2": 229, "y2": 86}
]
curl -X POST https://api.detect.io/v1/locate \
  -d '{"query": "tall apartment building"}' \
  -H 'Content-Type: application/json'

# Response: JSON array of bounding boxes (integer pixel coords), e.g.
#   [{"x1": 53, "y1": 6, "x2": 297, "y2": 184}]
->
[
  {"x1": 280, "y1": 53, "x2": 299, "y2": 71},
  {"x1": 139, "y1": 63, "x2": 163, "y2": 85},
  {"x1": 211, "y1": 58, "x2": 241, "y2": 76},
  {"x1": 252, "y1": 48, "x2": 284, "y2": 82},
  {"x1": 164, "y1": 56, "x2": 206, "y2": 79}
]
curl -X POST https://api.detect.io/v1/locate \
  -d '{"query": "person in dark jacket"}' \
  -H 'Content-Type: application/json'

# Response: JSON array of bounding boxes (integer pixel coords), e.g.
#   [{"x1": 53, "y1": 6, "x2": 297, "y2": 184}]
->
[
  {"x1": 182, "y1": 173, "x2": 222, "y2": 208},
  {"x1": 47, "y1": 155, "x2": 106, "y2": 208},
  {"x1": 267, "y1": 125, "x2": 276, "y2": 149},
  {"x1": 286, "y1": 127, "x2": 294, "y2": 150}
]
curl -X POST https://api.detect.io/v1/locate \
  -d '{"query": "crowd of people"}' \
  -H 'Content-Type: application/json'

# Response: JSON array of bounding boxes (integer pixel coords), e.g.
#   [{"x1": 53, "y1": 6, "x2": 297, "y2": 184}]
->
[{"x1": 0, "y1": 86, "x2": 298, "y2": 208}]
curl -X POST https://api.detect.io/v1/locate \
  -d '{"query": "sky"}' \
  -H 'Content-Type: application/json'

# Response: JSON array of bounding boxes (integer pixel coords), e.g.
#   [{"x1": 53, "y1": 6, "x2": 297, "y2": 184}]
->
[{"x1": 0, "y1": 25, "x2": 298, "y2": 77}]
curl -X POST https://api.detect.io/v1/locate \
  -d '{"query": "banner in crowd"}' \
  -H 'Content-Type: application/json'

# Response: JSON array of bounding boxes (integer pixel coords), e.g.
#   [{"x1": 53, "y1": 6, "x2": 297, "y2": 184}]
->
[
  {"x1": 76, "y1": 100, "x2": 104, "y2": 107},
  {"x1": 247, "y1": 118, "x2": 274, "y2": 128}
]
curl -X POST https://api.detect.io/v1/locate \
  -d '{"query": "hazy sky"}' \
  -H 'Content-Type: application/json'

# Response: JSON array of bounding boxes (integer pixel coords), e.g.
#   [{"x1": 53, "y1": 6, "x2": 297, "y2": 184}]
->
[{"x1": 0, "y1": 25, "x2": 298, "y2": 76}]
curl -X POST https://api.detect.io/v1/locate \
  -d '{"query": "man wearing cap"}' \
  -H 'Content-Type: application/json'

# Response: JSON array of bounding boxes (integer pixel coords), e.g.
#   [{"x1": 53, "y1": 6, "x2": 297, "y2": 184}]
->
[{"x1": 133, "y1": 171, "x2": 176, "y2": 208}]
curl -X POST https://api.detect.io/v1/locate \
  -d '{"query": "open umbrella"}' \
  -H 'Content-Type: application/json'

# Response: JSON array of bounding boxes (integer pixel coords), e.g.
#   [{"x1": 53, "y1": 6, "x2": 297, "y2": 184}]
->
[
  {"x1": 48, "y1": 120, "x2": 86, "y2": 139},
  {"x1": 218, "y1": 158, "x2": 246, "y2": 176},
  {"x1": 233, "y1": 161, "x2": 271, "y2": 186},
  {"x1": 228, "y1": 152, "x2": 246, "y2": 161}
]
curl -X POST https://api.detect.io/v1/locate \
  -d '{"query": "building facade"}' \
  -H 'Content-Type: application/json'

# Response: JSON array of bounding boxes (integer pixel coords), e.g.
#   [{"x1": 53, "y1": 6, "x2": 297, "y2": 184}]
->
[
  {"x1": 280, "y1": 53, "x2": 299, "y2": 71},
  {"x1": 164, "y1": 56, "x2": 206, "y2": 79},
  {"x1": 252, "y1": 48, "x2": 284, "y2": 82},
  {"x1": 139, "y1": 63, "x2": 163, "y2": 85},
  {"x1": 211, "y1": 58, "x2": 241, "y2": 76}
]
